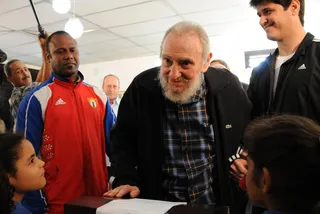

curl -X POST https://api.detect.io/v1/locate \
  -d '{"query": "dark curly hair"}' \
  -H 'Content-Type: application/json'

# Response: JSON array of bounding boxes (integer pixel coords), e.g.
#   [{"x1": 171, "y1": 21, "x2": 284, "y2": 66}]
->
[
  {"x1": 249, "y1": 0, "x2": 305, "y2": 26},
  {"x1": 0, "y1": 133, "x2": 24, "y2": 214}
]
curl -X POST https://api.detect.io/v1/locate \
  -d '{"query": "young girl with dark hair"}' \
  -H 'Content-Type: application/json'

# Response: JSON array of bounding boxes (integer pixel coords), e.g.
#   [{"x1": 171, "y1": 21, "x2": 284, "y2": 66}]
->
[{"x1": 0, "y1": 133, "x2": 46, "y2": 214}]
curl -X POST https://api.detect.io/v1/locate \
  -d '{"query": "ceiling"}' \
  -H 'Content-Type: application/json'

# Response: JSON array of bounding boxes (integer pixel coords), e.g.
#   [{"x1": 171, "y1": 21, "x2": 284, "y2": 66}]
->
[{"x1": 0, "y1": 0, "x2": 319, "y2": 66}]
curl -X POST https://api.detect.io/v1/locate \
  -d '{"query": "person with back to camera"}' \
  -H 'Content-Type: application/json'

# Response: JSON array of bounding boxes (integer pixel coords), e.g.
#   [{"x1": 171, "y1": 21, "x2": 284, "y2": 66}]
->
[{"x1": 244, "y1": 115, "x2": 320, "y2": 214}]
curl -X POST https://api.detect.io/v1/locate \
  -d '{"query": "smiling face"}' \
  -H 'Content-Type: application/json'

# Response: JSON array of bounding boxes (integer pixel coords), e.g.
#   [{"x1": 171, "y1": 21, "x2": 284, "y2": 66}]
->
[
  {"x1": 256, "y1": 2, "x2": 296, "y2": 41},
  {"x1": 47, "y1": 33, "x2": 79, "y2": 79},
  {"x1": 159, "y1": 32, "x2": 211, "y2": 103}
]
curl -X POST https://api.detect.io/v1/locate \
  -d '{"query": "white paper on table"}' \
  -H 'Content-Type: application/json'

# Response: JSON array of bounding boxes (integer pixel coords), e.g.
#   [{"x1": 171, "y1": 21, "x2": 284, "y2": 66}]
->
[{"x1": 96, "y1": 198, "x2": 187, "y2": 214}]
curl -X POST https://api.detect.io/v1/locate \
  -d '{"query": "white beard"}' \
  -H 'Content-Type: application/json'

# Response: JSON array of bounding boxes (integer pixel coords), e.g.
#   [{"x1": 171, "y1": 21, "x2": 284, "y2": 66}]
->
[{"x1": 158, "y1": 72, "x2": 203, "y2": 103}]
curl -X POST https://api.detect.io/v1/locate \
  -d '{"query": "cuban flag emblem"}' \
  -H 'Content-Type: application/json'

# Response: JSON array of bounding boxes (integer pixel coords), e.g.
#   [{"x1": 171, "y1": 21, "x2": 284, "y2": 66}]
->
[{"x1": 88, "y1": 98, "x2": 97, "y2": 108}]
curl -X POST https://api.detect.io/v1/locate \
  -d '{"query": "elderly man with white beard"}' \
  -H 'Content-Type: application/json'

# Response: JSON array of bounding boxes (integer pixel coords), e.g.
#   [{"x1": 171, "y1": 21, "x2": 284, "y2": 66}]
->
[{"x1": 105, "y1": 21, "x2": 251, "y2": 214}]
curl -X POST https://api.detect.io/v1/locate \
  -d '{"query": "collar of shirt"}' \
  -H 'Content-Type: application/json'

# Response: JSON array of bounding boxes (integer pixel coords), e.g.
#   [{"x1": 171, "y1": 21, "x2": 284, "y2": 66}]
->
[
  {"x1": 51, "y1": 70, "x2": 84, "y2": 84},
  {"x1": 110, "y1": 97, "x2": 120, "y2": 106},
  {"x1": 74, "y1": 75, "x2": 81, "y2": 86},
  {"x1": 12, "y1": 82, "x2": 39, "y2": 90},
  {"x1": 11, "y1": 82, "x2": 39, "y2": 97},
  {"x1": 115, "y1": 97, "x2": 121, "y2": 105}
]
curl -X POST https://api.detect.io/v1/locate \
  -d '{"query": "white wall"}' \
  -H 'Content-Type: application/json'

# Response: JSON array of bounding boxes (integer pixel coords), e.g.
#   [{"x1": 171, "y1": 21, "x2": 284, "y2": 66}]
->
[
  {"x1": 79, "y1": 26, "x2": 280, "y2": 89},
  {"x1": 79, "y1": 53, "x2": 252, "y2": 90},
  {"x1": 79, "y1": 44, "x2": 271, "y2": 90},
  {"x1": 79, "y1": 55, "x2": 161, "y2": 90},
  {"x1": 79, "y1": 52, "x2": 255, "y2": 90}
]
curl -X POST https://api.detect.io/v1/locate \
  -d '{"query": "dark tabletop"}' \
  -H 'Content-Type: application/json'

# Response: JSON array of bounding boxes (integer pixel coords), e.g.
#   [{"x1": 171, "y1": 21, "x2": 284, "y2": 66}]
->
[{"x1": 64, "y1": 196, "x2": 229, "y2": 214}]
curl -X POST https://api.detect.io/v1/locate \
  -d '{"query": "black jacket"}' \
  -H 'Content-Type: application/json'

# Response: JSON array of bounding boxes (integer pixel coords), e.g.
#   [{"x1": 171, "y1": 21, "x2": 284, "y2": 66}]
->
[
  {"x1": 110, "y1": 67, "x2": 251, "y2": 213},
  {"x1": 248, "y1": 33, "x2": 320, "y2": 121},
  {"x1": 0, "y1": 80, "x2": 13, "y2": 131}
]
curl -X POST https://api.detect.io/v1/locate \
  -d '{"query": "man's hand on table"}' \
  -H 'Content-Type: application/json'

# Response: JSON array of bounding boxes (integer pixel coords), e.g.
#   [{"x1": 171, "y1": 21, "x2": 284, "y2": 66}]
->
[{"x1": 104, "y1": 185, "x2": 140, "y2": 198}]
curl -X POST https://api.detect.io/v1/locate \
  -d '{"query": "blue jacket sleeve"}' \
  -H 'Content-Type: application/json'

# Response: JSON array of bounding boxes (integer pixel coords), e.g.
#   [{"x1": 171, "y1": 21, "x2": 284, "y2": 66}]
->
[
  {"x1": 105, "y1": 100, "x2": 116, "y2": 157},
  {"x1": 16, "y1": 94, "x2": 43, "y2": 153},
  {"x1": 15, "y1": 94, "x2": 47, "y2": 214}
]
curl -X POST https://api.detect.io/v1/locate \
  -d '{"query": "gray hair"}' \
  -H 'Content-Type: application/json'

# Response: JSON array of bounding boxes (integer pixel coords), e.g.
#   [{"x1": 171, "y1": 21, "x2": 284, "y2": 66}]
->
[
  {"x1": 160, "y1": 21, "x2": 210, "y2": 64},
  {"x1": 4, "y1": 59, "x2": 20, "y2": 77}
]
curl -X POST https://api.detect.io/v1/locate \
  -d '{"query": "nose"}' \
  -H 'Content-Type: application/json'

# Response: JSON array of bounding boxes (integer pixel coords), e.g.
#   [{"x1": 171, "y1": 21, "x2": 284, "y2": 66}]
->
[
  {"x1": 39, "y1": 159, "x2": 45, "y2": 168},
  {"x1": 64, "y1": 50, "x2": 74, "y2": 60},
  {"x1": 22, "y1": 68, "x2": 29, "y2": 76},
  {"x1": 168, "y1": 64, "x2": 181, "y2": 80},
  {"x1": 259, "y1": 15, "x2": 267, "y2": 28}
]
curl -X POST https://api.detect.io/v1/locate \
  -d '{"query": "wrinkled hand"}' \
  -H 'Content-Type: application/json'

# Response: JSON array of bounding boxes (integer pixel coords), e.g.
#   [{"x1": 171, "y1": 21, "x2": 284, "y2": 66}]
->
[
  {"x1": 103, "y1": 185, "x2": 140, "y2": 198},
  {"x1": 230, "y1": 158, "x2": 248, "y2": 182}
]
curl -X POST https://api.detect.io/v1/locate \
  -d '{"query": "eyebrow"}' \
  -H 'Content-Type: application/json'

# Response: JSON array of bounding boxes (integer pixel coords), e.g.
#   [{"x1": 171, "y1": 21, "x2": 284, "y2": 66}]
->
[
  {"x1": 178, "y1": 58, "x2": 194, "y2": 65},
  {"x1": 161, "y1": 54, "x2": 172, "y2": 59},
  {"x1": 257, "y1": 7, "x2": 272, "y2": 16},
  {"x1": 15, "y1": 67, "x2": 26, "y2": 72},
  {"x1": 55, "y1": 47, "x2": 76, "y2": 51}
]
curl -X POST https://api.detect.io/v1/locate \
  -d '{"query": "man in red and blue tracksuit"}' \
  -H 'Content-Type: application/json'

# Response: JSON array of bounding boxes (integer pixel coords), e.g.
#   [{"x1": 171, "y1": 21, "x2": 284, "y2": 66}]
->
[{"x1": 16, "y1": 31, "x2": 116, "y2": 214}]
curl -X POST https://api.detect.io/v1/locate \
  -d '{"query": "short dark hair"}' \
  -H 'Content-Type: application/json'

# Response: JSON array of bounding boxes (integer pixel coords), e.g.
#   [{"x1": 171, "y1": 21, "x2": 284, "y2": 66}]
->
[
  {"x1": 0, "y1": 133, "x2": 25, "y2": 214},
  {"x1": 244, "y1": 115, "x2": 320, "y2": 212},
  {"x1": 46, "y1": 30, "x2": 74, "y2": 55},
  {"x1": 4, "y1": 59, "x2": 20, "y2": 77},
  {"x1": 210, "y1": 59, "x2": 229, "y2": 69},
  {"x1": 249, "y1": 0, "x2": 305, "y2": 26},
  {"x1": 102, "y1": 74, "x2": 120, "y2": 87}
]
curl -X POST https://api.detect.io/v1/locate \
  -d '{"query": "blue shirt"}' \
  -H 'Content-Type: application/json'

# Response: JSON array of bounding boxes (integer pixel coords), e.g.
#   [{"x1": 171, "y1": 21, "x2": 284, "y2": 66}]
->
[{"x1": 12, "y1": 201, "x2": 32, "y2": 214}]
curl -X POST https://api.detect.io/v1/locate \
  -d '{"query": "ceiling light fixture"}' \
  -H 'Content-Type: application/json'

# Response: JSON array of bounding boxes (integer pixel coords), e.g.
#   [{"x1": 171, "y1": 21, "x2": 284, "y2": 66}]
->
[
  {"x1": 52, "y1": 0, "x2": 71, "y2": 14},
  {"x1": 65, "y1": 18, "x2": 84, "y2": 39},
  {"x1": 64, "y1": 0, "x2": 84, "y2": 39}
]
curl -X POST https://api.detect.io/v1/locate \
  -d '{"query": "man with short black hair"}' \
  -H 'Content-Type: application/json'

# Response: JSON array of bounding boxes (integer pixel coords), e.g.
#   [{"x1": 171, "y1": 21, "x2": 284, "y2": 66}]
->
[
  {"x1": 248, "y1": 0, "x2": 320, "y2": 120},
  {"x1": 16, "y1": 30, "x2": 115, "y2": 214},
  {"x1": 245, "y1": 0, "x2": 320, "y2": 213}
]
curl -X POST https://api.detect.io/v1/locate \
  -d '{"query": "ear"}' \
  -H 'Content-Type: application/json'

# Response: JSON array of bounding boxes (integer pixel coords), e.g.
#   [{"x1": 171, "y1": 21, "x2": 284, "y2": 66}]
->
[
  {"x1": 202, "y1": 52, "x2": 213, "y2": 73},
  {"x1": 46, "y1": 52, "x2": 51, "y2": 63},
  {"x1": 261, "y1": 167, "x2": 271, "y2": 194},
  {"x1": 7, "y1": 76, "x2": 13, "y2": 83},
  {"x1": 8, "y1": 173, "x2": 17, "y2": 187},
  {"x1": 290, "y1": 0, "x2": 300, "y2": 15}
]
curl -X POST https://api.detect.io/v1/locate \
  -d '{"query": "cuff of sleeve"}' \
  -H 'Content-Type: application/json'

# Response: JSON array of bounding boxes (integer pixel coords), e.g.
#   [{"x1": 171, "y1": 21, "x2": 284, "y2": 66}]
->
[
  {"x1": 112, "y1": 178, "x2": 138, "y2": 189},
  {"x1": 228, "y1": 145, "x2": 245, "y2": 164}
]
